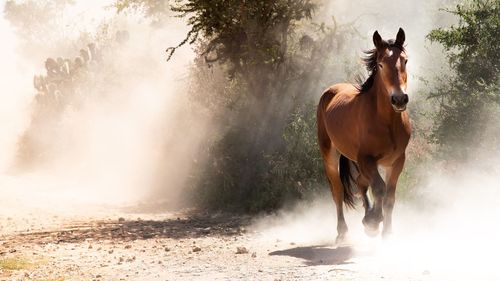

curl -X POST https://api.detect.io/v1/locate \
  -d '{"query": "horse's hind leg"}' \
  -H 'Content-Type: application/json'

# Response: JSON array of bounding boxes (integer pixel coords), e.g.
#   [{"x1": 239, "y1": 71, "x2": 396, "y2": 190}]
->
[{"x1": 321, "y1": 146, "x2": 348, "y2": 243}]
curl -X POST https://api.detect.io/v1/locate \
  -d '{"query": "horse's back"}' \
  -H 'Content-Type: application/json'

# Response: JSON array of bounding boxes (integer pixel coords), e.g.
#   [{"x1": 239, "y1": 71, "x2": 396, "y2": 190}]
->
[
  {"x1": 318, "y1": 83, "x2": 362, "y2": 159},
  {"x1": 320, "y1": 83, "x2": 360, "y2": 111}
]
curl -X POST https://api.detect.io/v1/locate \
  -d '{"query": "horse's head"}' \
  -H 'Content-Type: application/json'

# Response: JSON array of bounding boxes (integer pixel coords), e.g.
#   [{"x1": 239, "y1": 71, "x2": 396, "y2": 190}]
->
[{"x1": 373, "y1": 28, "x2": 408, "y2": 112}]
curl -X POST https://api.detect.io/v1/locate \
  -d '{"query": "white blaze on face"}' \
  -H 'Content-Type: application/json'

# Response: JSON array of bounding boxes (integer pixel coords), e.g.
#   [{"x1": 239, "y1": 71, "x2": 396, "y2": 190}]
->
[{"x1": 388, "y1": 50, "x2": 394, "y2": 57}]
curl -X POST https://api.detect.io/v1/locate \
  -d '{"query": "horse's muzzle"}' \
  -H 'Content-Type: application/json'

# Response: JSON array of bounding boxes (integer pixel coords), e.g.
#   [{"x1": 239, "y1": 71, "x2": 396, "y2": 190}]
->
[{"x1": 391, "y1": 93, "x2": 409, "y2": 112}]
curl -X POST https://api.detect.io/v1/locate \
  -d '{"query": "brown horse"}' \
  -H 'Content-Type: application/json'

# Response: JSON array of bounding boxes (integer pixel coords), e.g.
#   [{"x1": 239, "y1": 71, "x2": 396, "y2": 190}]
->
[{"x1": 317, "y1": 28, "x2": 411, "y2": 243}]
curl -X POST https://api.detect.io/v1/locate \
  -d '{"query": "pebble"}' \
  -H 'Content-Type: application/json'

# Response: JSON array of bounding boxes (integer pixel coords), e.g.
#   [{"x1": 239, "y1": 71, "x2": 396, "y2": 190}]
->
[{"x1": 236, "y1": 247, "x2": 248, "y2": 254}]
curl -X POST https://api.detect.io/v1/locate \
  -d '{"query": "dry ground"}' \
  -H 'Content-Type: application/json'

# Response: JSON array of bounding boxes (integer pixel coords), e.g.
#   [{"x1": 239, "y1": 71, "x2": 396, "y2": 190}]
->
[
  {"x1": 0, "y1": 209, "x2": 431, "y2": 281},
  {"x1": 0, "y1": 174, "x2": 495, "y2": 281}
]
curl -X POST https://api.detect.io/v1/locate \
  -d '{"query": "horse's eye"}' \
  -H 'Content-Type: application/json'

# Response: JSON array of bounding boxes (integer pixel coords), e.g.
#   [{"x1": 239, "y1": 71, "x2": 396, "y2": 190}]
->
[{"x1": 378, "y1": 63, "x2": 383, "y2": 68}]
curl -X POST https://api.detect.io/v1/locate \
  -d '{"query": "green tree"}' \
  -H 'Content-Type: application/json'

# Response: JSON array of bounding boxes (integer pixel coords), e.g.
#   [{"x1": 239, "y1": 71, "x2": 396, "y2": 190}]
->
[
  {"x1": 115, "y1": 0, "x2": 362, "y2": 211},
  {"x1": 427, "y1": 0, "x2": 500, "y2": 161},
  {"x1": 166, "y1": 0, "x2": 316, "y2": 97}
]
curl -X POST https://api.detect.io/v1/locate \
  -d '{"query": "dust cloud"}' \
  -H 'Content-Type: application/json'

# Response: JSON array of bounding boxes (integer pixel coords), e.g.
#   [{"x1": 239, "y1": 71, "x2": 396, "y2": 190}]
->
[
  {"x1": 252, "y1": 154, "x2": 500, "y2": 280},
  {"x1": 251, "y1": 1, "x2": 500, "y2": 280},
  {"x1": 0, "y1": 1, "x2": 204, "y2": 215}
]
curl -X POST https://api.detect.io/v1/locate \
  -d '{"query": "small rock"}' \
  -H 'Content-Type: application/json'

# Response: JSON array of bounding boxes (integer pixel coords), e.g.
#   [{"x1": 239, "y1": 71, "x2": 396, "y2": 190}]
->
[
  {"x1": 236, "y1": 247, "x2": 249, "y2": 254},
  {"x1": 108, "y1": 249, "x2": 114, "y2": 254},
  {"x1": 88, "y1": 244, "x2": 93, "y2": 249},
  {"x1": 164, "y1": 247, "x2": 170, "y2": 252},
  {"x1": 251, "y1": 252, "x2": 257, "y2": 258},
  {"x1": 192, "y1": 246, "x2": 201, "y2": 252},
  {"x1": 119, "y1": 257, "x2": 124, "y2": 262},
  {"x1": 118, "y1": 217, "x2": 125, "y2": 223},
  {"x1": 124, "y1": 245, "x2": 132, "y2": 249}
]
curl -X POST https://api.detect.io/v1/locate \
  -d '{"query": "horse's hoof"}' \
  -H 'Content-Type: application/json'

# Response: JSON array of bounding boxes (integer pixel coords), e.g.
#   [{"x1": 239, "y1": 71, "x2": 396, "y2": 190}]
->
[
  {"x1": 364, "y1": 225, "x2": 379, "y2": 237},
  {"x1": 335, "y1": 233, "x2": 348, "y2": 246},
  {"x1": 382, "y1": 230, "x2": 393, "y2": 240},
  {"x1": 362, "y1": 218, "x2": 379, "y2": 237}
]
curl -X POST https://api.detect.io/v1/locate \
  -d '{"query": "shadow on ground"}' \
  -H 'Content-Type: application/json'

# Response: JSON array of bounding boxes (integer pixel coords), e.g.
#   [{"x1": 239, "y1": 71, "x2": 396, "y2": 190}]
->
[
  {"x1": 269, "y1": 246, "x2": 354, "y2": 266},
  {"x1": 2, "y1": 213, "x2": 250, "y2": 245}
]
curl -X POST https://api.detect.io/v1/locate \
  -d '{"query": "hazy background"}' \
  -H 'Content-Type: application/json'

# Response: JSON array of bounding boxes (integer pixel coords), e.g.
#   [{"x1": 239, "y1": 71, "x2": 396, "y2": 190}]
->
[
  {"x1": 0, "y1": 1, "x2": 499, "y2": 279},
  {"x1": 0, "y1": 0, "x2": 207, "y2": 211}
]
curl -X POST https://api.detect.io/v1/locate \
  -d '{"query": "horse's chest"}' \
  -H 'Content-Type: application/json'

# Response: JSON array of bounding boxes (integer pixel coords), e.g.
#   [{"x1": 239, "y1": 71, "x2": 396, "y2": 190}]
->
[{"x1": 362, "y1": 123, "x2": 409, "y2": 160}]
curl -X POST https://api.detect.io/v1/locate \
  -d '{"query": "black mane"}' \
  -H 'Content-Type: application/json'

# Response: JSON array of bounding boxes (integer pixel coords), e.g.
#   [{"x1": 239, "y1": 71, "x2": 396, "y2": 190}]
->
[{"x1": 355, "y1": 39, "x2": 405, "y2": 93}]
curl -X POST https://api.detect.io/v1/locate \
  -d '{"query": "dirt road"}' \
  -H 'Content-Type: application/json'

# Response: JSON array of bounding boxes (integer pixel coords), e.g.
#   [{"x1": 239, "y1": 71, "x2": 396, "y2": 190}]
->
[
  {"x1": 0, "y1": 208, "x2": 426, "y2": 281},
  {"x1": 1, "y1": 174, "x2": 497, "y2": 281}
]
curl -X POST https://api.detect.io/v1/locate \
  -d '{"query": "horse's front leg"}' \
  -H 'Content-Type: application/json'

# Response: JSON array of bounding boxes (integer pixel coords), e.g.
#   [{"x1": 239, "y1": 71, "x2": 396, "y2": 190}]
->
[
  {"x1": 382, "y1": 154, "x2": 405, "y2": 238},
  {"x1": 356, "y1": 174, "x2": 371, "y2": 216},
  {"x1": 358, "y1": 156, "x2": 385, "y2": 236}
]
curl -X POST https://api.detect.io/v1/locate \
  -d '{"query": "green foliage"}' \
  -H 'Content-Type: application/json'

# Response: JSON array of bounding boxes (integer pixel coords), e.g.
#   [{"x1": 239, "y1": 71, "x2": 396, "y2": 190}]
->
[
  {"x1": 185, "y1": 21, "x2": 362, "y2": 212},
  {"x1": 114, "y1": 0, "x2": 361, "y2": 212},
  {"x1": 189, "y1": 102, "x2": 327, "y2": 212},
  {"x1": 428, "y1": 0, "x2": 499, "y2": 85},
  {"x1": 427, "y1": 0, "x2": 500, "y2": 161},
  {"x1": 166, "y1": 0, "x2": 315, "y2": 65},
  {"x1": 257, "y1": 104, "x2": 327, "y2": 210}
]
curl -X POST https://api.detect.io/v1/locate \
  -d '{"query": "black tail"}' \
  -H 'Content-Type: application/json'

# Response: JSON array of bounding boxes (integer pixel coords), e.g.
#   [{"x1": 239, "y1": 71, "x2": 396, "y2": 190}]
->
[{"x1": 339, "y1": 154, "x2": 357, "y2": 209}]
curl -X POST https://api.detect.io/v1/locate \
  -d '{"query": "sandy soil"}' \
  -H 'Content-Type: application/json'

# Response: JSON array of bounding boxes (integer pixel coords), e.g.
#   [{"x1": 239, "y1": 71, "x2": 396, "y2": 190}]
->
[
  {"x1": 0, "y1": 187, "x2": 439, "y2": 281},
  {"x1": 0, "y1": 208, "x2": 430, "y2": 281},
  {"x1": 0, "y1": 174, "x2": 496, "y2": 281}
]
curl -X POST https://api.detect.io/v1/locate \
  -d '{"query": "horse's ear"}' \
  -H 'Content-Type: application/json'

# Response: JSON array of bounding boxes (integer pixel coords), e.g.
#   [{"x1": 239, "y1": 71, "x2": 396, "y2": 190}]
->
[
  {"x1": 373, "y1": 30, "x2": 383, "y2": 49},
  {"x1": 395, "y1": 28, "x2": 405, "y2": 47}
]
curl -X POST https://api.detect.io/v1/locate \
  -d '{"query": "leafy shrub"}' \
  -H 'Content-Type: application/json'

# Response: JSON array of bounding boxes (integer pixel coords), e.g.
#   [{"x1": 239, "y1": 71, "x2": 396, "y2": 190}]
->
[{"x1": 427, "y1": 0, "x2": 500, "y2": 161}]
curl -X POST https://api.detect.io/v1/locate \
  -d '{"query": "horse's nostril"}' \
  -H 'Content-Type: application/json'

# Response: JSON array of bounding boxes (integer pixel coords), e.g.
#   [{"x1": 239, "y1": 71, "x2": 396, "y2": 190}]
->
[
  {"x1": 403, "y1": 94, "x2": 409, "y2": 104},
  {"x1": 391, "y1": 96, "x2": 397, "y2": 105}
]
